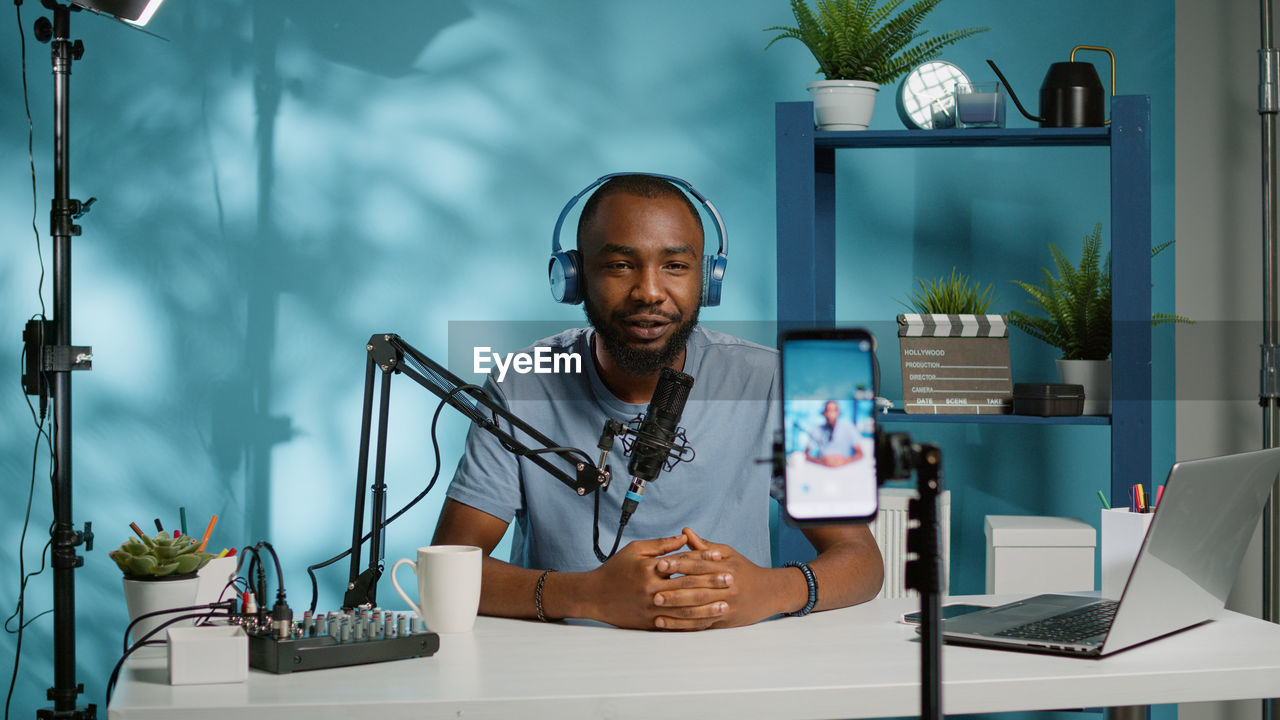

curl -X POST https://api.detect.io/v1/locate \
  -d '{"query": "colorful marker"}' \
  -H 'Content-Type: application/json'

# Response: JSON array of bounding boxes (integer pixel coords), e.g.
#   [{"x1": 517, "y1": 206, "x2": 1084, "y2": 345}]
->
[
  {"x1": 197, "y1": 514, "x2": 218, "y2": 552},
  {"x1": 1096, "y1": 490, "x2": 1111, "y2": 510}
]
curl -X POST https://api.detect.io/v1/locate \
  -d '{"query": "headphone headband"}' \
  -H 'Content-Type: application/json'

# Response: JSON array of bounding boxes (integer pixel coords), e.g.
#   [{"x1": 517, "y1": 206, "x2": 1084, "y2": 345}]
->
[{"x1": 548, "y1": 172, "x2": 729, "y2": 306}]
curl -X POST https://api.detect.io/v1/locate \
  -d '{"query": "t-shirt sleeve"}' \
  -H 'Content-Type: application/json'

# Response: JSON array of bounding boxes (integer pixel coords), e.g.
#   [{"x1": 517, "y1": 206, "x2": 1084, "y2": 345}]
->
[{"x1": 445, "y1": 377, "x2": 524, "y2": 524}]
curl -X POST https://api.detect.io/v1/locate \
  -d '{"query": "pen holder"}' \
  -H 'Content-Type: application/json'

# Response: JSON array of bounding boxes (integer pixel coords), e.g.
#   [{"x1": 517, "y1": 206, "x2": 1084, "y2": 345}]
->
[
  {"x1": 195, "y1": 555, "x2": 239, "y2": 607},
  {"x1": 1100, "y1": 508, "x2": 1154, "y2": 599}
]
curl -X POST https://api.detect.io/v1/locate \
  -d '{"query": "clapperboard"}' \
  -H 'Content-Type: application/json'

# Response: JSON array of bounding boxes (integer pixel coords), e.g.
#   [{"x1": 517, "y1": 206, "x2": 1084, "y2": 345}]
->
[{"x1": 897, "y1": 314, "x2": 1013, "y2": 415}]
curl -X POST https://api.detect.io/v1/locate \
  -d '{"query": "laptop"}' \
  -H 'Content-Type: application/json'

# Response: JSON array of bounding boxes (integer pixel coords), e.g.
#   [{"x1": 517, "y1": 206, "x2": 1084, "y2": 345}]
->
[{"x1": 939, "y1": 446, "x2": 1280, "y2": 657}]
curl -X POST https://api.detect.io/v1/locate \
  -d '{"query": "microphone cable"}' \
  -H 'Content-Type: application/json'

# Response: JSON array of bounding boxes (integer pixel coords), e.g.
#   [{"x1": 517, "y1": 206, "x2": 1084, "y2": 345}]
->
[
  {"x1": 592, "y1": 486, "x2": 626, "y2": 563},
  {"x1": 7, "y1": 2, "x2": 55, "y2": 716},
  {"x1": 303, "y1": 384, "x2": 473, "y2": 613},
  {"x1": 106, "y1": 603, "x2": 236, "y2": 708}
]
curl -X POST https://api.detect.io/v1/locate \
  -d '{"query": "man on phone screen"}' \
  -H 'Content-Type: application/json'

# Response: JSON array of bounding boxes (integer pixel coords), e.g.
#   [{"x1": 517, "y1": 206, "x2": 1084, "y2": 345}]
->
[{"x1": 806, "y1": 400, "x2": 864, "y2": 467}]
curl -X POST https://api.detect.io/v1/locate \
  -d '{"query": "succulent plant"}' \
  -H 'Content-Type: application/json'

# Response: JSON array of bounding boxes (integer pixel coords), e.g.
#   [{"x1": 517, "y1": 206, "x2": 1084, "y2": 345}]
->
[{"x1": 110, "y1": 531, "x2": 213, "y2": 579}]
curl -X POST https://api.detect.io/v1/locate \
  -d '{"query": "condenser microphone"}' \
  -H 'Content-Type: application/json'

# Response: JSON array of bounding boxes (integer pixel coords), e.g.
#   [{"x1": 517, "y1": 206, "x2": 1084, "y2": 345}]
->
[{"x1": 621, "y1": 366, "x2": 694, "y2": 520}]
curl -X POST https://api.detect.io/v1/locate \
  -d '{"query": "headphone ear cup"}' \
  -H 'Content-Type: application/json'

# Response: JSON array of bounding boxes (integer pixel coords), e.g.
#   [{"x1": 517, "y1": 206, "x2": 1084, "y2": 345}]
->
[
  {"x1": 549, "y1": 249, "x2": 584, "y2": 305},
  {"x1": 701, "y1": 254, "x2": 728, "y2": 307}
]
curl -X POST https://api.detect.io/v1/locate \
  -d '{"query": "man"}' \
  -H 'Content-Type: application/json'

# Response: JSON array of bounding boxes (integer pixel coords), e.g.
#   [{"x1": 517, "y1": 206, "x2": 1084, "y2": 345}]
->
[
  {"x1": 806, "y1": 400, "x2": 864, "y2": 467},
  {"x1": 434, "y1": 174, "x2": 882, "y2": 630}
]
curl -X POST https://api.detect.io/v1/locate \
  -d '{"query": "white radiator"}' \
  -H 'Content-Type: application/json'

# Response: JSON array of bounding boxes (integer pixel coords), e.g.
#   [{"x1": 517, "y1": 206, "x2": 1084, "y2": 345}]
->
[{"x1": 870, "y1": 488, "x2": 951, "y2": 599}]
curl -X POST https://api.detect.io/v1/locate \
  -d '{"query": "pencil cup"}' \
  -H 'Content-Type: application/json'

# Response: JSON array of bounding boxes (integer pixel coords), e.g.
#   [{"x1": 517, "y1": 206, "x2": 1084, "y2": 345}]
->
[
  {"x1": 391, "y1": 545, "x2": 482, "y2": 633},
  {"x1": 1100, "y1": 508, "x2": 1154, "y2": 599},
  {"x1": 194, "y1": 556, "x2": 238, "y2": 607}
]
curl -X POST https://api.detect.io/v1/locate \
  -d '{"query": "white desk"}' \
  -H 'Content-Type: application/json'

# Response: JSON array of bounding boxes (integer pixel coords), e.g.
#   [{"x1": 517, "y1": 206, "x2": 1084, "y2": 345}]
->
[{"x1": 107, "y1": 595, "x2": 1280, "y2": 719}]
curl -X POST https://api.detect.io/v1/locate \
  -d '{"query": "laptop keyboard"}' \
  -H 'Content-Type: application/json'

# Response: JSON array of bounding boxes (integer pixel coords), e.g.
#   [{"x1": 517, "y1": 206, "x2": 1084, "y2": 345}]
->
[{"x1": 993, "y1": 600, "x2": 1119, "y2": 644}]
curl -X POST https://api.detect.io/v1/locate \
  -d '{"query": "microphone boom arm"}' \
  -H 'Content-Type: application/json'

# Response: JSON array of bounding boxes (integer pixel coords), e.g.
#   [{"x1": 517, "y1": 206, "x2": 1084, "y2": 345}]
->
[{"x1": 344, "y1": 333, "x2": 608, "y2": 609}]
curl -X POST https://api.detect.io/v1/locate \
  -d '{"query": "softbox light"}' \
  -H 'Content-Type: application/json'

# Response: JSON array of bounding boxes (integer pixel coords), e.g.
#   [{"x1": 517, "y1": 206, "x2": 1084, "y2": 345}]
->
[{"x1": 70, "y1": 0, "x2": 165, "y2": 26}]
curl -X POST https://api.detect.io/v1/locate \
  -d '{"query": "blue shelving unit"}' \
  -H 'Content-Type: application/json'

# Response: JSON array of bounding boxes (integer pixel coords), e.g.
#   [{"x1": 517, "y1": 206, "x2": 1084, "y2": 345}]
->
[{"x1": 775, "y1": 96, "x2": 1152, "y2": 507}]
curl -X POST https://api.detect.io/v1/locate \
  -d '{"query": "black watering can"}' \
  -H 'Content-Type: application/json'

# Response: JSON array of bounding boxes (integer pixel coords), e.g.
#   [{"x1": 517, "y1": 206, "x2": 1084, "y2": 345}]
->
[{"x1": 987, "y1": 45, "x2": 1115, "y2": 128}]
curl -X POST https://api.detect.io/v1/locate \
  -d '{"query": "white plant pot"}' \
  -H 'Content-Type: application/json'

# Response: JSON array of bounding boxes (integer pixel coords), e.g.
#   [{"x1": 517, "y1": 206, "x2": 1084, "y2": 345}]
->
[
  {"x1": 808, "y1": 80, "x2": 880, "y2": 130},
  {"x1": 122, "y1": 575, "x2": 199, "y2": 645},
  {"x1": 1057, "y1": 358, "x2": 1112, "y2": 415}
]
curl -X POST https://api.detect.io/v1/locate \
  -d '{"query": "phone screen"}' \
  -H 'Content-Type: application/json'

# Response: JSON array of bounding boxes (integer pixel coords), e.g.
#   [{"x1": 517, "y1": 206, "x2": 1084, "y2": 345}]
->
[{"x1": 780, "y1": 329, "x2": 878, "y2": 524}]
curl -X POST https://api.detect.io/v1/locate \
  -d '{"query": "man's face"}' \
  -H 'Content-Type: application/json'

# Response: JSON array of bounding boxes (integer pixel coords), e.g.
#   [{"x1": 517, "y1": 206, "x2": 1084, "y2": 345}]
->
[
  {"x1": 823, "y1": 401, "x2": 840, "y2": 426},
  {"x1": 580, "y1": 192, "x2": 702, "y2": 377}
]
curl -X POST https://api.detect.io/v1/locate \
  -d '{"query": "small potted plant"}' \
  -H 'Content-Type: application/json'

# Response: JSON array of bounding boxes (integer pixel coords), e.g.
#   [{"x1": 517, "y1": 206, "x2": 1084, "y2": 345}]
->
[
  {"x1": 111, "y1": 530, "x2": 214, "y2": 643},
  {"x1": 1007, "y1": 223, "x2": 1191, "y2": 415},
  {"x1": 897, "y1": 269, "x2": 1012, "y2": 414},
  {"x1": 765, "y1": 0, "x2": 988, "y2": 130}
]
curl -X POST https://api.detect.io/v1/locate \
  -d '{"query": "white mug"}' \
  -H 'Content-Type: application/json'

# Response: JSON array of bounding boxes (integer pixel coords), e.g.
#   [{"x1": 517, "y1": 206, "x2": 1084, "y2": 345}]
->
[{"x1": 391, "y1": 545, "x2": 482, "y2": 633}]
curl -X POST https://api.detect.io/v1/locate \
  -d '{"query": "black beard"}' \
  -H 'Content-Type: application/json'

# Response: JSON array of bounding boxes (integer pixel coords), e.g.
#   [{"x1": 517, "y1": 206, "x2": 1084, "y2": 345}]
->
[{"x1": 584, "y1": 299, "x2": 699, "y2": 377}]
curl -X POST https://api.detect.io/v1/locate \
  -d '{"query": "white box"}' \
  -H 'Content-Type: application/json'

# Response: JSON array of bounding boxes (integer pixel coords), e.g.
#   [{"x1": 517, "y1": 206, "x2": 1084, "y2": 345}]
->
[
  {"x1": 1100, "y1": 508, "x2": 1155, "y2": 599},
  {"x1": 167, "y1": 625, "x2": 248, "y2": 685},
  {"x1": 985, "y1": 515, "x2": 1096, "y2": 594}
]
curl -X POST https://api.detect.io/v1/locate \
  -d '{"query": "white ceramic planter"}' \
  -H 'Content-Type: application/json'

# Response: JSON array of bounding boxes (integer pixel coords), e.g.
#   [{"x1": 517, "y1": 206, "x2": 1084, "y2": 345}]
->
[
  {"x1": 808, "y1": 80, "x2": 880, "y2": 130},
  {"x1": 122, "y1": 575, "x2": 199, "y2": 645},
  {"x1": 1057, "y1": 358, "x2": 1112, "y2": 415}
]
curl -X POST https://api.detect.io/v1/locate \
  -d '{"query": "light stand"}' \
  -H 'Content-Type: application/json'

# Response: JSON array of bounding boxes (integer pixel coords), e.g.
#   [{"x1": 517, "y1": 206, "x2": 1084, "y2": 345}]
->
[
  {"x1": 21, "y1": 1, "x2": 163, "y2": 714},
  {"x1": 21, "y1": 3, "x2": 97, "y2": 718},
  {"x1": 1257, "y1": 7, "x2": 1280, "y2": 720}
]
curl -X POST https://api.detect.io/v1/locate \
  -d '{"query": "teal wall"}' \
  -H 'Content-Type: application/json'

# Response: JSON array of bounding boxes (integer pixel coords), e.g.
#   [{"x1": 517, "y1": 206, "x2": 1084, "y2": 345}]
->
[{"x1": 0, "y1": 0, "x2": 1173, "y2": 714}]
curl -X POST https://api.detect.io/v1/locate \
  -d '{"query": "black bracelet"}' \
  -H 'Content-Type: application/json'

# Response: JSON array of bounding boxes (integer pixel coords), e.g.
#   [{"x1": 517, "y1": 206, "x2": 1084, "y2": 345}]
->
[
  {"x1": 535, "y1": 569, "x2": 555, "y2": 622},
  {"x1": 783, "y1": 560, "x2": 818, "y2": 617}
]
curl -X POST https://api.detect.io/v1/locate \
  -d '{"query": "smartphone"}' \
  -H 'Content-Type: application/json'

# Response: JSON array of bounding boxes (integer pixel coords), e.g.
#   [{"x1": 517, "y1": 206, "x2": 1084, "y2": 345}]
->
[
  {"x1": 780, "y1": 328, "x2": 879, "y2": 525},
  {"x1": 900, "y1": 603, "x2": 991, "y2": 625}
]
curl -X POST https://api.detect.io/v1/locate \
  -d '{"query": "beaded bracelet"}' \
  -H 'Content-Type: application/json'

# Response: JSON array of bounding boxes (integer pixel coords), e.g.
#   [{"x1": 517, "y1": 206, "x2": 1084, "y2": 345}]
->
[
  {"x1": 783, "y1": 560, "x2": 818, "y2": 617},
  {"x1": 535, "y1": 568, "x2": 556, "y2": 622}
]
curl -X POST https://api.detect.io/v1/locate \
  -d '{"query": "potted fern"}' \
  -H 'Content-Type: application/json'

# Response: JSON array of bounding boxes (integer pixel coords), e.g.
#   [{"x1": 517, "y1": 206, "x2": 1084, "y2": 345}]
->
[
  {"x1": 765, "y1": 0, "x2": 987, "y2": 130},
  {"x1": 896, "y1": 269, "x2": 1012, "y2": 415},
  {"x1": 111, "y1": 530, "x2": 214, "y2": 643},
  {"x1": 1007, "y1": 223, "x2": 1190, "y2": 414}
]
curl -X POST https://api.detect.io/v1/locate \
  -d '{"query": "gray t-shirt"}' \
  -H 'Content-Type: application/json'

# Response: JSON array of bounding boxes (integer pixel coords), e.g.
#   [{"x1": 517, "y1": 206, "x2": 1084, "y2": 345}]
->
[
  {"x1": 446, "y1": 326, "x2": 779, "y2": 572},
  {"x1": 810, "y1": 418, "x2": 860, "y2": 459}
]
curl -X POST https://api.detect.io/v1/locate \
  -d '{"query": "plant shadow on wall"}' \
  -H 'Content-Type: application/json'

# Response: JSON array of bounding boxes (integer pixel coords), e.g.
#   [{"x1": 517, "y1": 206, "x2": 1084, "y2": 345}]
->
[
  {"x1": 201, "y1": 0, "x2": 472, "y2": 530},
  {"x1": 46, "y1": 0, "x2": 474, "y2": 550},
  {"x1": 283, "y1": 0, "x2": 470, "y2": 78},
  {"x1": 764, "y1": 0, "x2": 987, "y2": 129}
]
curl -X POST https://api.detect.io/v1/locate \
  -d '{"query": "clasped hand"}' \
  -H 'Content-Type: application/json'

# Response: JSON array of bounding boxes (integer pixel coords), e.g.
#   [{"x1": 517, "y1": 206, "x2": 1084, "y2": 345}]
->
[{"x1": 588, "y1": 527, "x2": 781, "y2": 631}]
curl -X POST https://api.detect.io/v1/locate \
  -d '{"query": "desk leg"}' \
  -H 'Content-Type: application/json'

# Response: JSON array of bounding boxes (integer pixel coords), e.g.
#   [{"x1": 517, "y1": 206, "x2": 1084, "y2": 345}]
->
[{"x1": 1106, "y1": 705, "x2": 1149, "y2": 720}]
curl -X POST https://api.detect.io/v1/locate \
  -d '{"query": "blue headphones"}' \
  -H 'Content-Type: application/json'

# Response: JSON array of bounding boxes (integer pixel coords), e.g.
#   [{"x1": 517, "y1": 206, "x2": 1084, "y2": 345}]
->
[{"x1": 548, "y1": 172, "x2": 728, "y2": 307}]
